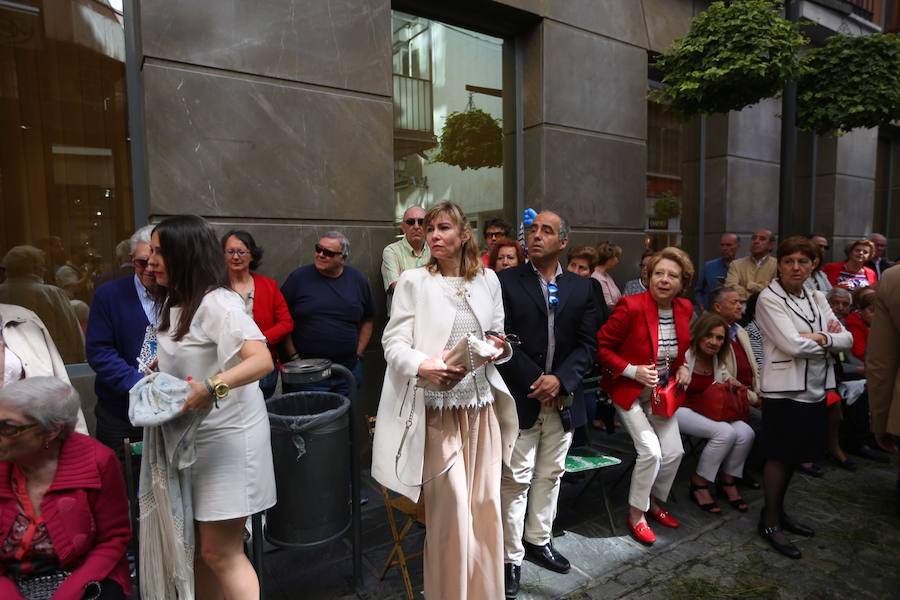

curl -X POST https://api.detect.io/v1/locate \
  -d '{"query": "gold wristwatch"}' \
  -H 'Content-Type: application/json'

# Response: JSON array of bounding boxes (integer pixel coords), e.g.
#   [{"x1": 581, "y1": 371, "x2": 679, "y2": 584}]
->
[{"x1": 210, "y1": 377, "x2": 230, "y2": 400}]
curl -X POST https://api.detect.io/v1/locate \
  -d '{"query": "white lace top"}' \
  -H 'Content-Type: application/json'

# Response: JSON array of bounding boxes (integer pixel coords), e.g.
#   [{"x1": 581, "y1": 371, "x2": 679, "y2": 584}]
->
[{"x1": 423, "y1": 277, "x2": 493, "y2": 410}]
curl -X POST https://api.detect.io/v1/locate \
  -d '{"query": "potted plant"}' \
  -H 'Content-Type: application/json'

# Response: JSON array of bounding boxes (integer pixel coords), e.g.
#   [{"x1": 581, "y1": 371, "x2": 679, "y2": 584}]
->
[{"x1": 433, "y1": 107, "x2": 503, "y2": 170}]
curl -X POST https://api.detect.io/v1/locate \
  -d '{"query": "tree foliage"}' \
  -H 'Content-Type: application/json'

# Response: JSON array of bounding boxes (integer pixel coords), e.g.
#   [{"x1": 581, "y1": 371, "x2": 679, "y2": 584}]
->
[
  {"x1": 651, "y1": 0, "x2": 806, "y2": 117},
  {"x1": 797, "y1": 33, "x2": 900, "y2": 134},
  {"x1": 433, "y1": 108, "x2": 503, "y2": 170}
]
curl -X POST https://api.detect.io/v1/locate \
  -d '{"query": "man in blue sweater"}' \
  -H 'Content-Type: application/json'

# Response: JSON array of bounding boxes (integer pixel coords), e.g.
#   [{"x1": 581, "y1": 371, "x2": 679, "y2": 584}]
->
[{"x1": 86, "y1": 225, "x2": 157, "y2": 467}]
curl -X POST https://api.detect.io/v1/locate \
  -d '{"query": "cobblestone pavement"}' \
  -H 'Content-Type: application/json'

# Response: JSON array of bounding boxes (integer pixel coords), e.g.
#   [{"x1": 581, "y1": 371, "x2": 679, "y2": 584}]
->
[{"x1": 261, "y1": 431, "x2": 899, "y2": 600}]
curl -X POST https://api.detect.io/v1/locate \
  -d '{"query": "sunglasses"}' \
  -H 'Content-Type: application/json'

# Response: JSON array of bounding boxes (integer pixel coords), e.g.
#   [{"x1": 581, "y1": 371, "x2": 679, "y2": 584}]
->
[
  {"x1": 315, "y1": 243, "x2": 343, "y2": 258},
  {"x1": 547, "y1": 282, "x2": 559, "y2": 308},
  {"x1": 133, "y1": 258, "x2": 149, "y2": 268},
  {"x1": 0, "y1": 421, "x2": 40, "y2": 438},
  {"x1": 404, "y1": 218, "x2": 425, "y2": 226},
  {"x1": 485, "y1": 331, "x2": 521, "y2": 346}
]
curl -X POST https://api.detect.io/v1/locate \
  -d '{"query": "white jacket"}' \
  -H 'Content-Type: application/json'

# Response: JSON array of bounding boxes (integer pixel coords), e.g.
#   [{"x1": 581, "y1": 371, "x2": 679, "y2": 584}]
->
[
  {"x1": 755, "y1": 282, "x2": 853, "y2": 399},
  {"x1": 1, "y1": 303, "x2": 88, "y2": 433},
  {"x1": 371, "y1": 267, "x2": 518, "y2": 502}
]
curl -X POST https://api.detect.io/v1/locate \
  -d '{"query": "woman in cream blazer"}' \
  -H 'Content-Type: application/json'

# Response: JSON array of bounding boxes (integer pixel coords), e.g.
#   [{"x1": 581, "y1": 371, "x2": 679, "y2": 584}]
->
[
  {"x1": 0, "y1": 303, "x2": 88, "y2": 433},
  {"x1": 372, "y1": 202, "x2": 517, "y2": 600}
]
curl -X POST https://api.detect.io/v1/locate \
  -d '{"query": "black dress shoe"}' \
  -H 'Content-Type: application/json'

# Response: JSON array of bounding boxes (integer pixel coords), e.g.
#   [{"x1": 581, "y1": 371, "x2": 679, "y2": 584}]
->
[
  {"x1": 504, "y1": 563, "x2": 520, "y2": 599},
  {"x1": 523, "y1": 540, "x2": 571, "y2": 574},
  {"x1": 780, "y1": 513, "x2": 814, "y2": 537},
  {"x1": 738, "y1": 474, "x2": 761, "y2": 489},
  {"x1": 758, "y1": 521, "x2": 802, "y2": 559},
  {"x1": 852, "y1": 444, "x2": 890, "y2": 464},
  {"x1": 797, "y1": 463, "x2": 825, "y2": 477}
]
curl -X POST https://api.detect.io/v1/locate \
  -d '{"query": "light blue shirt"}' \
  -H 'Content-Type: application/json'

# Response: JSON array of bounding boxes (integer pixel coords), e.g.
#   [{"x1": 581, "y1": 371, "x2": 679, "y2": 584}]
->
[{"x1": 134, "y1": 275, "x2": 158, "y2": 327}]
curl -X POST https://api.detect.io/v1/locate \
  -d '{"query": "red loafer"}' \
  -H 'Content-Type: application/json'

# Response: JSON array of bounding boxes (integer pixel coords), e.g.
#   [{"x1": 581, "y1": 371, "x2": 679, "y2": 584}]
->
[
  {"x1": 649, "y1": 508, "x2": 680, "y2": 529},
  {"x1": 627, "y1": 519, "x2": 656, "y2": 545}
]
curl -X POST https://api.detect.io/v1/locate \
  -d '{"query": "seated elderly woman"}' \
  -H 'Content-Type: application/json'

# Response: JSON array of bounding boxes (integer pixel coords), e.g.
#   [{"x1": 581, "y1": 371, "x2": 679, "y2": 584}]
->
[
  {"x1": 0, "y1": 377, "x2": 131, "y2": 600},
  {"x1": 676, "y1": 312, "x2": 755, "y2": 514}
]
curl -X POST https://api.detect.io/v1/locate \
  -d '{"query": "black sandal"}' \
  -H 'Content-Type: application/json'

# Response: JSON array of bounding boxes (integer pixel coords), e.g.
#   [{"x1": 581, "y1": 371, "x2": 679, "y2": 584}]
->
[
  {"x1": 689, "y1": 481, "x2": 721, "y2": 513},
  {"x1": 717, "y1": 481, "x2": 749, "y2": 512}
]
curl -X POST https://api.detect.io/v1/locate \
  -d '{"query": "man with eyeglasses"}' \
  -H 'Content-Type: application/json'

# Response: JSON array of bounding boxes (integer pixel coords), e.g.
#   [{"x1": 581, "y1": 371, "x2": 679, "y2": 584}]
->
[
  {"x1": 495, "y1": 211, "x2": 597, "y2": 598},
  {"x1": 86, "y1": 224, "x2": 157, "y2": 470},
  {"x1": 381, "y1": 206, "x2": 429, "y2": 314},
  {"x1": 281, "y1": 231, "x2": 375, "y2": 397},
  {"x1": 482, "y1": 217, "x2": 513, "y2": 267}
]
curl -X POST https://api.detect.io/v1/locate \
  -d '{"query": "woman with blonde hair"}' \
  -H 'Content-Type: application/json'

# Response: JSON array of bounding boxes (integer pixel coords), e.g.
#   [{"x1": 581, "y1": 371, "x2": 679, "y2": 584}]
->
[{"x1": 372, "y1": 201, "x2": 518, "y2": 599}]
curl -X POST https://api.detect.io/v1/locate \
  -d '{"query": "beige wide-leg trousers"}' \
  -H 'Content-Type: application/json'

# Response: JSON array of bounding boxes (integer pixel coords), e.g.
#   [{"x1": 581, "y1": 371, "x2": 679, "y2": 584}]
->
[{"x1": 422, "y1": 404, "x2": 503, "y2": 600}]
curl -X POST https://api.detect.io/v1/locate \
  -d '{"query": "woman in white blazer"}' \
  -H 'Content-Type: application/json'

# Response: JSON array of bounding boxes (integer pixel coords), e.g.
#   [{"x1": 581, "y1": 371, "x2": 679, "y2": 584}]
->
[
  {"x1": 372, "y1": 202, "x2": 518, "y2": 600},
  {"x1": 755, "y1": 237, "x2": 852, "y2": 559}
]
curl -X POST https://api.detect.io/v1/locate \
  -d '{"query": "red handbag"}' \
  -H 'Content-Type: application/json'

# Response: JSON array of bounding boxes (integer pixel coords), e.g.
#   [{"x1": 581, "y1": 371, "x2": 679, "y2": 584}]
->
[
  {"x1": 651, "y1": 380, "x2": 685, "y2": 418},
  {"x1": 686, "y1": 382, "x2": 749, "y2": 422}
]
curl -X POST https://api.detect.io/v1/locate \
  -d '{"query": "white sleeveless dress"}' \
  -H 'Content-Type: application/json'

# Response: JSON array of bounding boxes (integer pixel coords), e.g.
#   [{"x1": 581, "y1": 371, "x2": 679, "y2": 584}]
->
[{"x1": 157, "y1": 288, "x2": 277, "y2": 521}]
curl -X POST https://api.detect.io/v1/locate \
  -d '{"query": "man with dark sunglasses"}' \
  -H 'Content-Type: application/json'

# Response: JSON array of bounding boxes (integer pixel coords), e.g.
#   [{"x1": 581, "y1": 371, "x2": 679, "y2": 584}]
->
[
  {"x1": 86, "y1": 224, "x2": 157, "y2": 471},
  {"x1": 496, "y1": 211, "x2": 598, "y2": 598},
  {"x1": 381, "y1": 206, "x2": 429, "y2": 314},
  {"x1": 281, "y1": 231, "x2": 375, "y2": 397}
]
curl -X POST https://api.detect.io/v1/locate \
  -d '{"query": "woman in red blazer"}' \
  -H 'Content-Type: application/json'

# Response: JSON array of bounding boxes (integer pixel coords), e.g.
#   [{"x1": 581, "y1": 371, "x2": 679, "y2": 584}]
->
[
  {"x1": 0, "y1": 377, "x2": 130, "y2": 599},
  {"x1": 223, "y1": 230, "x2": 295, "y2": 398},
  {"x1": 597, "y1": 247, "x2": 693, "y2": 546},
  {"x1": 822, "y1": 239, "x2": 877, "y2": 290}
]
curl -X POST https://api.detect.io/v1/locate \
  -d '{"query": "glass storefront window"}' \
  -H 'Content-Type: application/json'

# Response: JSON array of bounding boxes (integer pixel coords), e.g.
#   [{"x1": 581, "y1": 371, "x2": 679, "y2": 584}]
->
[
  {"x1": 0, "y1": 0, "x2": 134, "y2": 363},
  {"x1": 391, "y1": 11, "x2": 508, "y2": 236},
  {"x1": 645, "y1": 98, "x2": 684, "y2": 250}
]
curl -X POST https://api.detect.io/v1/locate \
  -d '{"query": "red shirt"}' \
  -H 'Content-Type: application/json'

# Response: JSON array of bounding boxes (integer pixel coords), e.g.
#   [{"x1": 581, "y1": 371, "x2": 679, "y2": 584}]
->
[
  {"x1": 845, "y1": 311, "x2": 869, "y2": 362},
  {"x1": 251, "y1": 272, "x2": 294, "y2": 361},
  {"x1": 731, "y1": 339, "x2": 754, "y2": 388}
]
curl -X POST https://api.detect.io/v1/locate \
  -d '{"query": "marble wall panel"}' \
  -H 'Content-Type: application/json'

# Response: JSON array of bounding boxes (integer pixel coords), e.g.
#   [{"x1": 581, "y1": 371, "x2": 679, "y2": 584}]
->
[
  {"x1": 724, "y1": 157, "x2": 780, "y2": 232},
  {"x1": 523, "y1": 126, "x2": 545, "y2": 206},
  {"x1": 835, "y1": 127, "x2": 878, "y2": 179},
  {"x1": 543, "y1": 0, "x2": 649, "y2": 48},
  {"x1": 542, "y1": 21, "x2": 647, "y2": 140},
  {"x1": 141, "y1": 0, "x2": 392, "y2": 97},
  {"x1": 522, "y1": 22, "x2": 544, "y2": 129},
  {"x1": 537, "y1": 127, "x2": 647, "y2": 229},
  {"x1": 642, "y1": 0, "x2": 694, "y2": 53},
  {"x1": 727, "y1": 99, "x2": 781, "y2": 164},
  {"x1": 832, "y1": 175, "x2": 875, "y2": 237},
  {"x1": 144, "y1": 62, "x2": 394, "y2": 222}
]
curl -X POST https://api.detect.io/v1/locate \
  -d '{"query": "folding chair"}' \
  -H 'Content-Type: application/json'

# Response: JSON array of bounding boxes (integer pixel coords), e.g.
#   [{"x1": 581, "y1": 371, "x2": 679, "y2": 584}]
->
[{"x1": 367, "y1": 417, "x2": 425, "y2": 600}]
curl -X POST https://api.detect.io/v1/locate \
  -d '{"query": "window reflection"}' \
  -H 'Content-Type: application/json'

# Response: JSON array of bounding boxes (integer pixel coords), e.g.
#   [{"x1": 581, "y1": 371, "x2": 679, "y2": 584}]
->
[
  {"x1": 392, "y1": 11, "x2": 508, "y2": 235},
  {"x1": 0, "y1": 1, "x2": 134, "y2": 363}
]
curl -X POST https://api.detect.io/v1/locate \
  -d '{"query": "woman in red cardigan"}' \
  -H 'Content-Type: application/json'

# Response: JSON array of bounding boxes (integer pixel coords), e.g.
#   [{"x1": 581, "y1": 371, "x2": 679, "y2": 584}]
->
[
  {"x1": 597, "y1": 247, "x2": 693, "y2": 546},
  {"x1": 0, "y1": 377, "x2": 130, "y2": 599},
  {"x1": 822, "y1": 239, "x2": 877, "y2": 290},
  {"x1": 223, "y1": 230, "x2": 295, "y2": 398}
]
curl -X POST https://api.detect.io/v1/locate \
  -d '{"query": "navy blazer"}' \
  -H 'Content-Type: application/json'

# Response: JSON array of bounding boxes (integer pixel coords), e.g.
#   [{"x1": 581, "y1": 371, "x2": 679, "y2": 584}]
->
[
  {"x1": 86, "y1": 275, "x2": 152, "y2": 421},
  {"x1": 496, "y1": 263, "x2": 599, "y2": 430}
]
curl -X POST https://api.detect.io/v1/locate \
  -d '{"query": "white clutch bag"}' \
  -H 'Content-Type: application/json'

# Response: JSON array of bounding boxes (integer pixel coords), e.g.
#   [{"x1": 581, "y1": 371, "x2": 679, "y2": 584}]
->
[{"x1": 417, "y1": 333, "x2": 500, "y2": 391}]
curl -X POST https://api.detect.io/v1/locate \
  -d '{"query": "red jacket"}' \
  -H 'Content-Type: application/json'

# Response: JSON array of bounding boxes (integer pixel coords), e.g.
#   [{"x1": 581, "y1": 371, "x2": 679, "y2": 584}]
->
[
  {"x1": 822, "y1": 262, "x2": 877, "y2": 288},
  {"x1": 844, "y1": 311, "x2": 869, "y2": 362},
  {"x1": 597, "y1": 292, "x2": 693, "y2": 410},
  {"x1": 251, "y1": 272, "x2": 294, "y2": 360},
  {"x1": 0, "y1": 433, "x2": 131, "y2": 600}
]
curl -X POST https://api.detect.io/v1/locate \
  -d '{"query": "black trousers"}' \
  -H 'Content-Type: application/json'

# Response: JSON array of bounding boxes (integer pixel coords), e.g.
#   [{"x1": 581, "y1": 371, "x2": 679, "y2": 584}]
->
[{"x1": 94, "y1": 403, "x2": 143, "y2": 477}]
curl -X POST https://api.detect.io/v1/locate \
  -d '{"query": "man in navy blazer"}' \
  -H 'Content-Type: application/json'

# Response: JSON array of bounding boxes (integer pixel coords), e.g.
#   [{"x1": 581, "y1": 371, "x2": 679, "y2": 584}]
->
[
  {"x1": 86, "y1": 225, "x2": 156, "y2": 467},
  {"x1": 496, "y1": 211, "x2": 598, "y2": 597}
]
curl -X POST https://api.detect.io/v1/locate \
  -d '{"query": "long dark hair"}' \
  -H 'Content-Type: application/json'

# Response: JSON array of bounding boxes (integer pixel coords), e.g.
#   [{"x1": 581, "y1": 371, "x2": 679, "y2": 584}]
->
[
  {"x1": 221, "y1": 229, "x2": 264, "y2": 271},
  {"x1": 153, "y1": 215, "x2": 229, "y2": 341}
]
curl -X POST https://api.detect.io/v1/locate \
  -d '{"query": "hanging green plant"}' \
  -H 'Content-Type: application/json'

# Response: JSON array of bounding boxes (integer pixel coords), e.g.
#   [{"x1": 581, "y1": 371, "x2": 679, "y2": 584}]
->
[
  {"x1": 433, "y1": 107, "x2": 503, "y2": 170},
  {"x1": 653, "y1": 191, "x2": 682, "y2": 220},
  {"x1": 651, "y1": 0, "x2": 806, "y2": 118},
  {"x1": 797, "y1": 33, "x2": 900, "y2": 134}
]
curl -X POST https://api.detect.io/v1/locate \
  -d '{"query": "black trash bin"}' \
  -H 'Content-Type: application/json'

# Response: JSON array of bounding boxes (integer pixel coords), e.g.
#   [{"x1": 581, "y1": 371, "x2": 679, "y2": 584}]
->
[{"x1": 265, "y1": 392, "x2": 351, "y2": 547}]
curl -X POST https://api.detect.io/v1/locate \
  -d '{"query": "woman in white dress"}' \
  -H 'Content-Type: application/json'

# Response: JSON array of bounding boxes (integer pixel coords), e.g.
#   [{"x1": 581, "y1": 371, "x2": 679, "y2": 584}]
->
[{"x1": 147, "y1": 215, "x2": 276, "y2": 599}]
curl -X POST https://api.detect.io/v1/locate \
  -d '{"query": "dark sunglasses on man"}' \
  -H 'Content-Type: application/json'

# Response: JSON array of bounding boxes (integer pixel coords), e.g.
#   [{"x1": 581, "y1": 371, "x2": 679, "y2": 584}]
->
[
  {"x1": 314, "y1": 243, "x2": 343, "y2": 259},
  {"x1": 404, "y1": 218, "x2": 425, "y2": 226}
]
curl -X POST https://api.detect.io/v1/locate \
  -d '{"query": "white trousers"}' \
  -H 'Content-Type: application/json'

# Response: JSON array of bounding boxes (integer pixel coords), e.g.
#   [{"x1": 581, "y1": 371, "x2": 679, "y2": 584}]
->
[
  {"x1": 500, "y1": 406, "x2": 572, "y2": 565},
  {"x1": 616, "y1": 393, "x2": 684, "y2": 512},
  {"x1": 675, "y1": 407, "x2": 755, "y2": 482}
]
